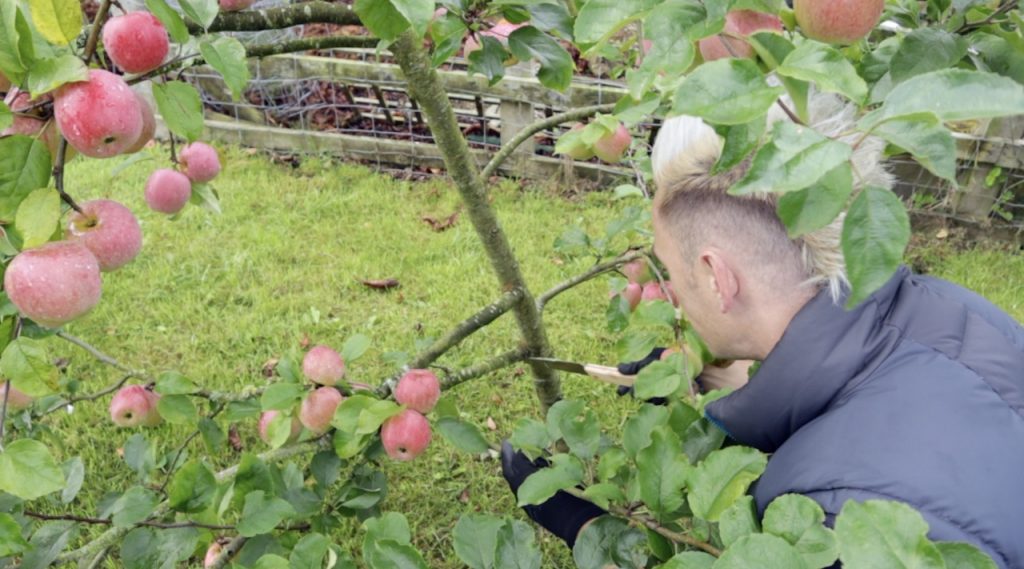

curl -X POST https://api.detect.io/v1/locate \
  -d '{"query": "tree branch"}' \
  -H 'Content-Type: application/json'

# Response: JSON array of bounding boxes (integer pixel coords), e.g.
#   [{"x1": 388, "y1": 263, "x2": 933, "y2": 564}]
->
[
  {"x1": 37, "y1": 372, "x2": 134, "y2": 419},
  {"x1": 436, "y1": 347, "x2": 530, "y2": 392},
  {"x1": 208, "y1": 535, "x2": 248, "y2": 569},
  {"x1": 190, "y1": 1, "x2": 361, "y2": 33},
  {"x1": 56, "y1": 332, "x2": 152, "y2": 381},
  {"x1": 83, "y1": 0, "x2": 113, "y2": 64},
  {"x1": 536, "y1": 250, "x2": 644, "y2": 312},
  {"x1": 479, "y1": 104, "x2": 616, "y2": 180},
  {"x1": 246, "y1": 35, "x2": 379, "y2": 58}
]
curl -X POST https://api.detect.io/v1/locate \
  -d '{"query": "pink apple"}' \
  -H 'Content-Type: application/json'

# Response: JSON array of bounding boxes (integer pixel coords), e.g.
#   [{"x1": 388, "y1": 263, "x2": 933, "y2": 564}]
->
[
  {"x1": 381, "y1": 409, "x2": 431, "y2": 461},
  {"x1": 623, "y1": 282, "x2": 643, "y2": 311},
  {"x1": 179, "y1": 142, "x2": 221, "y2": 183},
  {"x1": 4, "y1": 241, "x2": 102, "y2": 328},
  {"x1": 622, "y1": 259, "x2": 653, "y2": 284},
  {"x1": 593, "y1": 123, "x2": 631, "y2": 163},
  {"x1": 699, "y1": 10, "x2": 783, "y2": 61},
  {"x1": 109, "y1": 385, "x2": 162, "y2": 427},
  {"x1": 463, "y1": 19, "x2": 524, "y2": 56},
  {"x1": 65, "y1": 199, "x2": 142, "y2": 272},
  {"x1": 102, "y1": 12, "x2": 169, "y2": 74},
  {"x1": 144, "y1": 169, "x2": 191, "y2": 214},
  {"x1": 258, "y1": 410, "x2": 302, "y2": 444},
  {"x1": 641, "y1": 282, "x2": 668, "y2": 302},
  {"x1": 54, "y1": 69, "x2": 143, "y2": 158},
  {"x1": 394, "y1": 369, "x2": 440, "y2": 414},
  {"x1": 299, "y1": 387, "x2": 344, "y2": 434},
  {"x1": 2, "y1": 90, "x2": 65, "y2": 162},
  {"x1": 0, "y1": 382, "x2": 33, "y2": 410},
  {"x1": 124, "y1": 93, "x2": 156, "y2": 154},
  {"x1": 203, "y1": 542, "x2": 223, "y2": 568},
  {"x1": 794, "y1": 0, "x2": 883, "y2": 44},
  {"x1": 219, "y1": 0, "x2": 256, "y2": 11},
  {"x1": 302, "y1": 345, "x2": 345, "y2": 386}
]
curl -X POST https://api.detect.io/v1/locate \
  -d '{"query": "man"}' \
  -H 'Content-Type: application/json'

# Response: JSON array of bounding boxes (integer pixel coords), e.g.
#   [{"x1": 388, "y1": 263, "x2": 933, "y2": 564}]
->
[{"x1": 500, "y1": 96, "x2": 1024, "y2": 568}]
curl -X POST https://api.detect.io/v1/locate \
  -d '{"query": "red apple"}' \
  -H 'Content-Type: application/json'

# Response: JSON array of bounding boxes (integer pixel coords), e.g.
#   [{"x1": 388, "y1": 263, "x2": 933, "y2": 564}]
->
[
  {"x1": 622, "y1": 259, "x2": 653, "y2": 284},
  {"x1": 0, "y1": 382, "x2": 33, "y2": 410},
  {"x1": 145, "y1": 169, "x2": 192, "y2": 214},
  {"x1": 699, "y1": 10, "x2": 783, "y2": 61},
  {"x1": 102, "y1": 12, "x2": 170, "y2": 74},
  {"x1": 623, "y1": 282, "x2": 643, "y2": 311},
  {"x1": 179, "y1": 142, "x2": 221, "y2": 183},
  {"x1": 124, "y1": 93, "x2": 156, "y2": 154},
  {"x1": 302, "y1": 345, "x2": 345, "y2": 386},
  {"x1": 593, "y1": 123, "x2": 631, "y2": 163},
  {"x1": 203, "y1": 542, "x2": 223, "y2": 568},
  {"x1": 258, "y1": 410, "x2": 302, "y2": 444},
  {"x1": 219, "y1": 0, "x2": 256, "y2": 11},
  {"x1": 4, "y1": 241, "x2": 102, "y2": 328},
  {"x1": 109, "y1": 385, "x2": 162, "y2": 427},
  {"x1": 54, "y1": 69, "x2": 143, "y2": 158},
  {"x1": 794, "y1": 0, "x2": 883, "y2": 45},
  {"x1": 463, "y1": 19, "x2": 524, "y2": 56},
  {"x1": 394, "y1": 369, "x2": 440, "y2": 414},
  {"x1": 641, "y1": 281, "x2": 668, "y2": 302},
  {"x1": 380, "y1": 409, "x2": 431, "y2": 461},
  {"x1": 299, "y1": 387, "x2": 344, "y2": 435},
  {"x1": 65, "y1": 199, "x2": 143, "y2": 272}
]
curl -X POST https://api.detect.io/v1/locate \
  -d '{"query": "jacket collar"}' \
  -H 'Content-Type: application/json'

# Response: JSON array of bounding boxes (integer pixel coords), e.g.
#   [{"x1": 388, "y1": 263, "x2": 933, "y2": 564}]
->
[{"x1": 704, "y1": 266, "x2": 911, "y2": 453}]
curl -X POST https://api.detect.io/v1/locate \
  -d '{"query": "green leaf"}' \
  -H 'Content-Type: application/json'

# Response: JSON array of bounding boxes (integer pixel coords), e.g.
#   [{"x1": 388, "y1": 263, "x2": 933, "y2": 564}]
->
[
  {"x1": 20, "y1": 521, "x2": 78, "y2": 569},
  {"x1": 265, "y1": 411, "x2": 295, "y2": 449},
  {"x1": 713, "y1": 533, "x2": 809, "y2": 569},
  {"x1": 546, "y1": 399, "x2": 600, "y2": 459},
  {"x1": 835, "y1": 500, "x2": 945, "y2": 569},
  {"x1": 841, "y1": 187, "x2": 910, "y2": 308},
  {"x1": 354, "y1": 0, "x2": 410, "y2": 41},
  {"x1": 862, "y1": 69, "x2": 1024, "y2": 127},
  {"x1": 429, "y1": 13, "x2": 467, "y2": 67},
  {"x1": 237, "y1": 490, "x2": 296, "y2": 537},
  {"x1": 0, "y1": 136, "x2": 52, "y2": 223},
  {"x1": 686, "y1": 446, "x2": 767, "y2": 522},
  {"x1": 731, "y1": 121, "x2": 852, "y2": 196},
  {"x1": 124, "y1": 433, "x2": 157, "y2": 482},
  {"x1": 15, "y1": 188, "x2": 60, "y2": 249},
  {"x1": 873, "y1": 113, "x2": 956, "y2": 182},
  {"x1": 453, "y1": 514, "x2": 504, "y2": 569},
  {"x1": 252, "y1": 554, "x2": 290, "y2": 569},
  {"x1": 935, "y1": 542, "x2": 998, "y2": 569},
  {"x1": 622, "y1": 403, "x2": 669, "y2": 458},
  {"x1": 436, "y1": 417, "x2": 490, "y2": 454},
  {"x1": 0, "y1": 512, "x2": 29, "y2": 556},
  {"x1": 748, "y1": 31, "x2": 808, "y2": 120},
  {"x1": 718, "y1": 495, "x2": 760, "y2": 548},
  {"x1": 889, "y1": 28, "x2": 967, "y2": 84},
  {"x1": 366, "y1": 540, "x2": 430, "y2": 568},
  {"x1": 111, "y1": 486, "x2": 159, "y2": 527},
  {"x1": 597, "y1": 447, "x2": 628, "y2": 482},
  {"x1": 681, "y1": 418, "x2": 726, "y2": 464},
  {"x1": 260, "y1": 383, "x2": 305, "y2": 411},
  {"x1": 155, "y1": 371, "x2": 198, "y2": 395},
  {"x1": 1, "y1": 337, "x2": 58, "y2": 396},
  {"x1": 199, "y1": 36, "x2": 249, "y2": 101},
  {"x1": 0, "y1": 3, "x2": 30, "y2": 82},
  {"x1": 507, "y1": 27, "x2": 573, "y2": 91},
  {"x1": 390, "y1": 0, "x2": 433, "y2": 38},
  {"x1": 632, "y1": 300, "x2": 677, "y2": 329},
  {"x1": 120, "y1": 528, "x2": 160, "y2": 569},
  {"x1": 189, "y1": 182, "x2": 221, "y2": 214},
  {"x1": 179, "y1": 0, "x2": 218, "y2": 29},
  {"x1": 156, "y1": 394, "x2": 198, "y2": 424},
  {"x1": 528, "y1": 3, "x2": 572, "y2": 39},
  {"x1": 971, "y1": 32, "x2": 1024, "y2": 86},
  {"x1": 363, "y1": 512, "x2": 412, "y2": 545},
  {"x1": 224, "y1": 399, "x2": 261, "y2": 422},
  {"x1": 28, "y1": 0, "x2": 82, "y2": 45},
  {"x1": 516, "y1": 454, "x2": 583, "y2": 506},
  {"x1": 198, "y1": 417, "x2": 224, "y2": 452},
  {"x1": 763, "y1": 494, "x2": 839, "y2": 569},
  {"x1": 573, "y1": 516, "x2": 648, "y2": 569},
  {"x1": 574, "y1": 0, "x2": 660, "y2": 46},
  {"x1": 616, "y1": 330, "x2": 661, "y2": 362},
  {"x1": 0, "y1": 101, "x2": 10, "y2": 131},
  {"x1": 673, "y1": 59, "x2": 784, "y2": 125},
  {"x1": 467, "y1": 36, "x2": 508, "y2": 86},
  {"x1": 145, "y1": 0, "x2": 188, "y2": 43},
  {"x1": 777, "y1": 40, "x2": 867, "y2": 103},
  {"x1": 60, "y1": 456, "x2": 85, "y2": 504},
  {"x1": 341, "y1": 333, "x2": 371, "y2": 361},
  {"x1": 632, "y1": 0, "x2": 700, "y2": 95},
  {"x1": 636, "y1": 427, "x2": 689, "y2": 521},
  {"x1": 776, "y1": 163, "x2": 853, "y2": 238},
  {"x1": 356, "y1": 398, "x2": 402, "y2": 434},
  {"x1": 634, "y1": 359, "x2": 683, "y2": 401},
  {"x1": 25, "y1": 54, "x2": 87, "y2": 97},
  {"x1": 582, "y1": 483, "x2": 626, "y2": 509},
  {"x1": 168, "y1": 460, "x2": 217, "y2": 513},
  {"x1": 289, "y1": 533, "x2": 331, "y2": 569},
  {"x1": 494, "y1": 519, "x2": 542, "y2": 569},
  {"x1": 713, "y1": 118, "x2": 766, "y2": 174},
  {"x1": 152, "y1": 81, "x2": 204, "y2": 142},
  {"x1": 553, "y1": 225, "x2": 590, "y2": 256},
  {"x1": 659, "y1": 551, "x2": 716, "y2": 568},
  {"x1": 509, "y1": 417, "x2": 551, "y2": 460}
]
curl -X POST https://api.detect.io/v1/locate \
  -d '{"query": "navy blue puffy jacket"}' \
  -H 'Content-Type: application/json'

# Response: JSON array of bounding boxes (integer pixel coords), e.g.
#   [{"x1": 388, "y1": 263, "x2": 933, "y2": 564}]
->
[{"x1": 705, "y1": 266, "x2": 1024, "y2": 568}]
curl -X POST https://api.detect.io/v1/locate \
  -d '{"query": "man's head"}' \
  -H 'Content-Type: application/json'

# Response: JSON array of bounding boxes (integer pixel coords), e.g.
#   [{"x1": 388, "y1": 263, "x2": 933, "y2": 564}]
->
[{"x1": 650, "y1": 95, "x2": 890, "y2": 360}]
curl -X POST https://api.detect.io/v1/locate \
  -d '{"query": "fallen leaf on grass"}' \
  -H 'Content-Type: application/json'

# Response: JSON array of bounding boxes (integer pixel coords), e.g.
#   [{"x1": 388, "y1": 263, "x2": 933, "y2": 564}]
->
[
  {"x1": 228, "y1": 425, "x2": 244, "y2": 452},
  {"x1": 360, "y1": 278, "x2": 401, "y2": 290},
  {"x1": 422, "y1": 208, "x2": 461, "y2": 232}
]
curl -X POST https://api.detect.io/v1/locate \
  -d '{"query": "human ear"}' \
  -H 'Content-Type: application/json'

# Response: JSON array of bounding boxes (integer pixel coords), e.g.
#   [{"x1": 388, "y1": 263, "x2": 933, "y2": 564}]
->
[{"x1": 701, "y1": 251, "x2": 739, "y2": 313}]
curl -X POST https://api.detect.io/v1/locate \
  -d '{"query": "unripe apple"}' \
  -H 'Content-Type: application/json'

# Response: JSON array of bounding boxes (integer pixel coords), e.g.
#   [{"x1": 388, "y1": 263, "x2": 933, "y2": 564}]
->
[
  {"x1": 299, "y1": 387, "x2": 344, "y2": 434},
  {"x1": 124, "y1": 93, "x2": 156, "y2": 154},
  {"x1": 219, "y1": 0, "x2": 256, "y2": 11},
  {"x1": 699, "y1": 10, "x2": 783, "y2": 61},
  {"x1": 179, "y1": 142, "x2": 221, "y2": 183},
  {"x1": 641, "y1": 281, "x2": 668, "y2": 302},
  {"x1": 562, "y1": 123, "x2": 594, "y2": 161},
  {"x1": 203, "y1": 542, "x2": 223, "y2": 568},
  {"x1": 380, "y1": 409, "x2": 431, "y2": 461},
  {"x1": 794, "y1": 0, "x2": 883, "y2": 45},
  {"x1": 102, "y1": 12, "x2": 170, "y2": 74},
  {"x1": 258, "y1": 410, "x2": 302, "y2": 444},
  {"x1": 4, "y1": 241, "x2": 102, "y2": 328},
  {"x1": 302, "y1": 345, "x2": 345, "y2": 386},
  {"x1": 394, "y1": 369, "x2": 440, "y2": 414},
  {"x1": 65, "y1": 199, "x2": 143, "y2": 272},
  {"x1": 54, "y1": 69, "x2": 143, "y2": 158},
  {"x1": 593, "y1": 123, "x2": 631, "y2": 163},
  {"x1": 0, "y1": 382, "x2": 34, "y2": 410},
  {"x1": 109, "y1": 385, "x2": 162, "y2": 427},
  {"x1": 622, "y1": 259, "x2": 653, "y2": 284},
  {"x1": 145, "y1": 169, "x2": 192, "y2": 214}
]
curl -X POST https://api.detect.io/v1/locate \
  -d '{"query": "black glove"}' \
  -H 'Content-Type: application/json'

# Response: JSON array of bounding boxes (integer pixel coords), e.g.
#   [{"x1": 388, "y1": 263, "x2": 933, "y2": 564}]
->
[
  {"x1": 616, "y1": 347, "x2": 668, "y2": 405},
  {"x1": 500, "y1": 441, "x2": 605, "y2": 548}
]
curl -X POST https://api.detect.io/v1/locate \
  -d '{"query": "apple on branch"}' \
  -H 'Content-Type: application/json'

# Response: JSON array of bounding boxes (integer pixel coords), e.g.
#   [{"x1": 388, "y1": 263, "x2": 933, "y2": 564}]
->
[
  {"x1": 381, "y1": 409, "x2": 432, "y2": 461},
  {"x1": 109, "y1": 385, "x2": 162, "y2": 427},
  {"x1": 299, "y1": 387, "x2": 344, "y2": 434},
  {"x1": 259, "y1": 410, "x2": 302, "y2": 444},
  {"x1": 145, "y1": 169, "x2": 192, "y2": 215},
  {"x1": 54, "y1": 70, "x2": 143, "y2": 158},
  {"x1": 179, "y1": 142, "x2": 222, "y2": 183},
  {"x1": 4, "y1": 241, "x2": 102, "y2": 328},
  {"x1": 102, "y1": 12, "x2": 170, "y2": 74},
  {"x1": 394, "y1": 369, "x2": 441, "y2": 414},
  {"x1": 303, "y1": 345, "x2": 345, "y2": 386},
  {"x1": 794, "y1": 0, "x2": 883, "y2": 45},
  {"x1": 698, "y1": 10, "x2": 783, "y2": 61},
  {"x1": 66, "y1": 199, "x2": 143, "y2": 272}
]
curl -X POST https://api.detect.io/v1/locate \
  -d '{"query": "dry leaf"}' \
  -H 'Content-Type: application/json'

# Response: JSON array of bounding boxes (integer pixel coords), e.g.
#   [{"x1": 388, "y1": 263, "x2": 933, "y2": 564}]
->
[
  {"x1": 486, "y1": 417, "x2": 497, "y2": 431},
  {"x1": 421, "y1": 208, "x2": 461, "y2": 232},
  {"x1": 360, "y1": 278, "x2": 401, "y2": 290},
  {"x1": 228, "y1": 425, "x2": 244, "y2": 452},
  {"x1": 262, "y1": 358, "x2": 279, "y2": 378}
]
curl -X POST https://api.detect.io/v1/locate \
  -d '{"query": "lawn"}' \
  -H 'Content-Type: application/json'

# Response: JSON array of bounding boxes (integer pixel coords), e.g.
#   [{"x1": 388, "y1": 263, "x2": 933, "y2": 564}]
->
[{"x1": 39, "y1": 143, "x2": 1024, "y2": 567}]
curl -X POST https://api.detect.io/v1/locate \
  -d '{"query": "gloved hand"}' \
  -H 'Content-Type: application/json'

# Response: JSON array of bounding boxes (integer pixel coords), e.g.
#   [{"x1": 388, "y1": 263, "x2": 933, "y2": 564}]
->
[
  {"x1": 616, "y1": 347, "x2": 668, "y2": 404},
  {"x1": 500, "y1": 441, "x2": 605, "y2": 548}
]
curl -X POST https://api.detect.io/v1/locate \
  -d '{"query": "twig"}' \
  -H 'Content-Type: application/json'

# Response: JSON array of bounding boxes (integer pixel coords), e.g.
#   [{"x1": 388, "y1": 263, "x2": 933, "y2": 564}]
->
[
  {"x1": 208, "y1": 535, "x2": 248, "y2": 569},
  {"x1": 774, "y1": 99, "x2": 805, "y2": 126},
  {"x1": 83, "y1": 0, "x2": 113, "y2": 64},
  {"x1": 957, "y1": 0, "x2": 1018, "y2": 32},
  {"x1": 56, "y1": 332, "x2": 152, "y2": 380},
  {"x1": 37, "y1": 372, "x2": 134, "y2": 418},
  {"x1": 480, "y1": 104, "x2": 617, "y2": 180},
  {"x1": 52, "y1": 138, "x2": 85, "y2": 214},
  {"x1": 536, "y1": 250, "x2": 644, "y2": 311},
  {"x1": 436, "y1": 348, "x2": 531, "y2": 392},
  {"x1": 157, "y1": 404, "x2": 225, "y2": 495}
]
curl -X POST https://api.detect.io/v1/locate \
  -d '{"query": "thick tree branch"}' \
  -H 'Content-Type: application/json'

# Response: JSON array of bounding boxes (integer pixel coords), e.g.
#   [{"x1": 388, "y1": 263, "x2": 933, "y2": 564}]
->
[
  {"x1": 479, "y1": 104, "x2": 616, "y2": 180},
  {"x1": 246, "y1": 35, "x2": 379, "y2": 57},
  {"x1": 189, "y1": 1, "x2": 361, "y2": 33},
  {"x1": 537, "y1": 250, "x2": 644, "y2": 312},
  {"x1": 208, "y1": 535, "x2": 248, "y2": 569},
  {"x1": 437, "y1": 347, "x2": 531, "y2": 391}
]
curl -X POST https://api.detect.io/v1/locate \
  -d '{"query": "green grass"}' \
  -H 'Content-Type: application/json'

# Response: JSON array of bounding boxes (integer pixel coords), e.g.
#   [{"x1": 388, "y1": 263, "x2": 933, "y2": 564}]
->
[{"x1": 33, "y1": 143, "x2": 1024, "y2": 567}]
